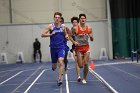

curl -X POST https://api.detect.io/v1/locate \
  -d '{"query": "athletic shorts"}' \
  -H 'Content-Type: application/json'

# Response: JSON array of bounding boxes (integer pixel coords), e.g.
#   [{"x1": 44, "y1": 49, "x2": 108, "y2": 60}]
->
[
  {"x1": 75, "y1": 45, "x2": 90, "y2": 55},
  {"x1": 50, "y1": 48, "x2": 65, "y2": 63}
]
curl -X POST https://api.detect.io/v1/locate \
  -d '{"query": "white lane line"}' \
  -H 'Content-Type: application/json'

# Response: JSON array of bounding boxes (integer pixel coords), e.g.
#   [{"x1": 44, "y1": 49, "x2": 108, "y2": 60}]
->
[
  {"x1": 11, "y1": 66, "x2": 44, "y2": 93},
  {"x1": 65, "y1": 73, "x2": 70, "y2": 93},
  {"x1": 89, "y1": 68, "x2": 118, "y2": 93},
  {"x1": 95, "y1": 61, "x2": 137, "y2": 67},
  {"x1": 24, "y1": 69, "x2": 45, "y2": 93},
  {"x1": 0, "y1": 71, "x2": 23, "y2": 85}
]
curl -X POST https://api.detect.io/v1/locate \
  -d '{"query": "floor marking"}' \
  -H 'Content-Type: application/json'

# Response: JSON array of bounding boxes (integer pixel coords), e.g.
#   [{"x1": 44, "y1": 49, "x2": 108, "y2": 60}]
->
[
  {"x1": 1, "y1": 83, "x2": 19, "y2": 86},
  {"x1": 11, "y1": 66, "x2": 44, "y2": 93},
  {"x1": 0, "y1": 71, "x2": 23, "y2": 85},
  {"x1": 0, "y1": 64, "x2": 49, "y2": 74},
  {"x1": 2, "y1": 80, "x2": 99, "y2": 87},
  {"x1": 22, "y1": 68, "x2": 50, "y2": 72},
  {"x1": 89, "y1": 68, "x2": 118, "y2": 93},
  {"x1": 65, "y1": 73, "x2": 70, "y2": 93},
  {"x1": 0, "y1": 68, "x2": 39, "y2": 78},
  {"x1": 68, "y1": 80, "x2": 99, "y2": 83},
  {"x1": 95, "y1": 61, "x2": 137, "y2": 67},
  {"x1": 0, "y1": 66, "x2": 23, "y2": 74},
  {"x1": 60, "y1": 73, "x2": 64, "y2": 93},
  {"x1": 24, "y1": 69, "x2": 45, "y2": 93},
  {"x1": 0, "y1": 72, "x2": 11, "y2": 78},
  {"x1": 0, "y1": 68, "x2": 34, "y2": 74},
  {"x1": 60, "y1": 85, "x2": 63, "y2": 93},
  {"x1": 33, "y1": 81, "x2": 56, "y2": 85},
  {"x1": 1, "y1": 81, "x2": 56, "y2": 87},
  {"x1": 109, "y1": 65, "x2": 140, "y2": 80}
]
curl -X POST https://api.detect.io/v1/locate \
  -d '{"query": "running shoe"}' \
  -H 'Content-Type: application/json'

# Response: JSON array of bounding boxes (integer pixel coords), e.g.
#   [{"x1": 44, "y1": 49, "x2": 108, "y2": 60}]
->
[
  {"x1": 77, "y1": 76, "x2": 81, "y2": 82},
  {"x1": 52, "y1": 67, "x2": 56, "y2": 71},
  {"x1": 57, "y1": 80, "x2": 63, "y2": 86},
  {"x1": 52, "y1": 67, "x2": 55, "y2": 71},
  {"x1": 82, "y1": 79, "x2": 87, "y2": 84},
  {"x1": 64, "y1": 67, "x2": 68, "y2": 71}
]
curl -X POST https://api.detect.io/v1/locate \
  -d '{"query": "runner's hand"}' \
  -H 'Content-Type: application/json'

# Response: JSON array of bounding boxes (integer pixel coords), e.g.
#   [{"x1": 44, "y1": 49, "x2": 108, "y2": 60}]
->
[{"x1": 65, "y1": 34, "x2": 69, "y2": 40}]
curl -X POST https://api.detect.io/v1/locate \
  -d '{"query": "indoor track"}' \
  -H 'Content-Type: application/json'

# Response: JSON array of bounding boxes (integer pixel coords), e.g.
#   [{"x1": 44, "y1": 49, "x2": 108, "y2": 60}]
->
[{"x1": 0, "y1": 60, "x2": 140, "y2": 93}]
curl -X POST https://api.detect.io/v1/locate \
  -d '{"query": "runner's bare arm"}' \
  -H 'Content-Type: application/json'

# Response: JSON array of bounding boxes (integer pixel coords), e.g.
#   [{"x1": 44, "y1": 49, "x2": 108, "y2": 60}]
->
[
  {"x1": 66, "y1": 27, "x2": 71, "y2": 35},
  {"x1": 41, "y1": 24, "x2": 54, "y2": 37},
  {"x1": 69, "y1": 26, "x2": 79, "y2": 46},
  {"x1": 62, "y1": 24, "x2": 69, "y2": 39},
  {"x1": 88, "y1": 27, "x2": 94, "y2": 41}
]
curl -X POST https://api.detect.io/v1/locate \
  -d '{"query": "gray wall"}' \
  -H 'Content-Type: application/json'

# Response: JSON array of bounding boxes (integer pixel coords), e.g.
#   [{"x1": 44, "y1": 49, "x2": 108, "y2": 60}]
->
[{"x1": 0, "y1": 0, "x2": 106, "y2": 24}]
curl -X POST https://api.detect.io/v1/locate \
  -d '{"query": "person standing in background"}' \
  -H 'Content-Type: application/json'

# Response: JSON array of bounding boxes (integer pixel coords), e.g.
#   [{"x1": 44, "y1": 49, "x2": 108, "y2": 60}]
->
[{"x1": 33, "y1": 38, "x2": 42, "y2": 63}]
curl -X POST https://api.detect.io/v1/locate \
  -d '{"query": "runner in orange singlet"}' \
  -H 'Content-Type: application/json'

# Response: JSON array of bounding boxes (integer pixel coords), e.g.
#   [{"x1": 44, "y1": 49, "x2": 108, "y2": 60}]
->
[{"x1": 72, "y1": 14, "x2": 94, "y2": 84}]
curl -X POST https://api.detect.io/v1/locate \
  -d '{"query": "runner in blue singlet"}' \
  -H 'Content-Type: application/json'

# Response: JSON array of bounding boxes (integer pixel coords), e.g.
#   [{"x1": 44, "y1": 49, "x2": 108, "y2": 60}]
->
[{"x1": 41, "y1": 12, "x2": 69, "y2": 86}]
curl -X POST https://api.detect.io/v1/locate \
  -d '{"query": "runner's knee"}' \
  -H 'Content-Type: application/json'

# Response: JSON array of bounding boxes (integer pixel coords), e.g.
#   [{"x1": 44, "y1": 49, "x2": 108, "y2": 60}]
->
[{"x1": 79, "y1": 64, "x2": 83, "y2": 68}]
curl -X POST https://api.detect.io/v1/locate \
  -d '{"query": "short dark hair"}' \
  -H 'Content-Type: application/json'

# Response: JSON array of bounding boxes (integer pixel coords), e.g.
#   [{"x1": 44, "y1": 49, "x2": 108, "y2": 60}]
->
[
  {"x1": 54, "y1": 12, "x2": 62, "y2": 18},
  {"x1": 71, "y1": 16, "x2": 79, "y2": 23},
  {"x1": 35, "y1": 38, "x2": 38, "y2": 41},
  {"x1": 79, "y1": 13, "x2": 86, "y2": 19}
]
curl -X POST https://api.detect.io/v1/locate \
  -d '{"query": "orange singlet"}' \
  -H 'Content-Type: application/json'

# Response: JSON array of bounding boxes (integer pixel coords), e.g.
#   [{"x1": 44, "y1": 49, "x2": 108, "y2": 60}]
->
[{"x1": 75, "y1": 25, "x2": 90, "y2": 54}]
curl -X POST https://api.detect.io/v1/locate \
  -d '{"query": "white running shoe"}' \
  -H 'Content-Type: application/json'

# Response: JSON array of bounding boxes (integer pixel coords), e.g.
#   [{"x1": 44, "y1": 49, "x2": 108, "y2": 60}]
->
[{"x1": 82, "y1": 79, "x2": 87, "y2": 84}]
